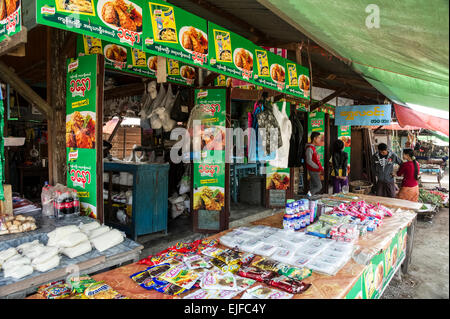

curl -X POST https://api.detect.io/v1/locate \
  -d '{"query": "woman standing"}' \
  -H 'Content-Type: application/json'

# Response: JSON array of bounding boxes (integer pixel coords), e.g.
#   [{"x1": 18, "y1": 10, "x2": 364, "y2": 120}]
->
[
  {"x1": 397, "y1": 149, "x2": 420, "y2": 202},
  {"x1": 331, "y1": 139, "x2": 349, "y2": 194}
]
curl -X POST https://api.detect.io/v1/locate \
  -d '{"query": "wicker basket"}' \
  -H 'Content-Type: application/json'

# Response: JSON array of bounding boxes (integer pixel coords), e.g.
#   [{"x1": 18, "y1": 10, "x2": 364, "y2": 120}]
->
[{"x1": 349, "y1": 180, "x2": 373, "y2": 195}]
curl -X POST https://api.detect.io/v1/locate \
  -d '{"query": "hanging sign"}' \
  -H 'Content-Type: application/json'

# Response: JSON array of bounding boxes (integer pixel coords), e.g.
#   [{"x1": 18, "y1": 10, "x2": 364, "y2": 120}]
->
[
  {"x1": 192, "y1": 89, "x2": 226, "y2": 215},
  {"x1": 66, "y1": 54, "x2": 102, "y2": 219},
  {"x1": 338, "y1": 125, "x2": 351, "y2": 174},
  {"x1": 143, "y1": 0, "x2": 208, "y2": 67},
  {"x1": 254, "y1": 49, "x2": 286, "y2": 92},
  {"x1": 335, "y1": 104, "x2": 392, "y2": 126},
  {"x1": 285, "y1": 62, "x2": 310, "y2": 100},
  {"x1": 77, "y1": 35, "x2": 156, "y2": 78},
  {"x1": 0, "y1": 0, "x2": 21, "y2": 43},
  {"x1": 208, "y1": 21, "x2": 257, "y2": 83},
  {"x1": 36, "y1": 0, "x2": 145, "y2": 49},
  {"x1": 307, "y1": 111, "x2": 326, "y2": 168}
]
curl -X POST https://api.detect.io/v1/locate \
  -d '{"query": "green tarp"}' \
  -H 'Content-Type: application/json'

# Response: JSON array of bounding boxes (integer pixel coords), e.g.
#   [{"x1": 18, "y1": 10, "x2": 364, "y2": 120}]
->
[{"x1": 259, "y1": 0, "x2": 449, "y2": 112}]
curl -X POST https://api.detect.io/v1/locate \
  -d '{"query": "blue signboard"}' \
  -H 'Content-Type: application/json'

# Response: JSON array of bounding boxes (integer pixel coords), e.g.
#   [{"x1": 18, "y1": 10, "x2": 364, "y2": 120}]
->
[{"x1": 335, "y1": 104, "x2": 391, "y2": 126}]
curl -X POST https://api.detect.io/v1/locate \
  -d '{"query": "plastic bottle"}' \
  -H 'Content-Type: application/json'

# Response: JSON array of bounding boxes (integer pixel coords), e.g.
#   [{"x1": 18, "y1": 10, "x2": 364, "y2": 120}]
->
[
  {"x1": 64, "y1": 189, "x2": 74, "y2": 215},
  {"x1": 53, "y1": 191, "x2": 64, "y2": 219},
  {"x1": 72, "y1": 190, "x2": 80, "y2": 215},
  {"x1": 41, "y1": 182, "x2": 54, "y2": 217}
]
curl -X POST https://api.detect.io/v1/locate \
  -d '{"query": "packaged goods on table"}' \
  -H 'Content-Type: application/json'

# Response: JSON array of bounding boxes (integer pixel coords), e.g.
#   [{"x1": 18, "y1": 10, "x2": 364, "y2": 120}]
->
[
  {"x1": 269, "y1": 276, "x2": 311, "y2": 294},
  {"x1": 238, "y1": 266, "x2": 276, "y2": 282},
  {"x1": 90, "y1": 229, "x2": 124, "y2": 252},
  {"x1": 199, "y1": 270, "x2": 238, "y2": 291},
  {"x1": 0, "y1": 214, "x2": 37, "y2": 235},
  {"x1": 84, "y1": 282, "x2": 128, "y2": 299},
  {"x1": 158, "y1": 263, "x2": 201, "y2": 290},
  {"x1": 37, "y1": 280, "x2": 72, "y2": 299}
]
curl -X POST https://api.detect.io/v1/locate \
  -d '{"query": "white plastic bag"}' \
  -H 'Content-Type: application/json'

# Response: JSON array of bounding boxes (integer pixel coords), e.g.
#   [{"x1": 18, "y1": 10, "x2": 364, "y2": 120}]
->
[
  {"x1": 47, "y1": 225, "x2": 80, "y2": 246},
  {"x1": 79, "y1": 221, "x2": 101, "y2": 234},
  {"x1": 31, "y1": 247, "x2": 59, "y2": 266},
  {"x1": 62, "y1": 240, "x2": 92, "y2": 259},
  {"x1": 2, "y1": 255, "x2": 31, "y2": 271},
  {"x1": 16, "y1": 240, "x2": 40, "y2": 254},
  {"x1": 33, "y1": 255, "x2": 60, "y2": 273},
  {"x1": 4, "y1": 264, "x2": 34, "y2": 279},
  {"x1": 90, "y1": 229, "x2": 124, "y2": 252},
  {"x1": 54, "y1": 232, "x2": 89, "y2": 248},
  {"x1": 88, "y1": 225, "x2": 111, "y2": 240},
  {"x1": 0, "y1": 247, "x2": 17, "y2": 265},
  {"x1": 22, "y1": 244, "x2": 46, "y2": 260},
  {"x1": 269, "y1": 102, "x2": 292, "y2": 168}
]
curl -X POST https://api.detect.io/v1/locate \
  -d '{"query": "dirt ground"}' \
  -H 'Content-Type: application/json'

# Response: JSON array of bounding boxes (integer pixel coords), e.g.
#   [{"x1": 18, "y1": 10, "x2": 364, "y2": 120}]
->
[{"x1": 382, "y1": 171, "x2": 449, "y2": 299}]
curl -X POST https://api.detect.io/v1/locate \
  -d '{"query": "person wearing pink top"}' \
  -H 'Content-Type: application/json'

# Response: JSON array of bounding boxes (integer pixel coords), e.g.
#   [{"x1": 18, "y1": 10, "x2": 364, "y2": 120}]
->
[{"x1": 397, "y1": 149, "x2": 421, "y2": 202}]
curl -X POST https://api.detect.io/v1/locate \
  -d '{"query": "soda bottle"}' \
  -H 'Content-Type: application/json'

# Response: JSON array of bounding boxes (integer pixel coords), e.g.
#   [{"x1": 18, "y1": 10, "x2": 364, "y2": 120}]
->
[
  {"x1": 53, "y1": 191, "x2": 64, "y2": 219},
  {"x1": 73, "y1": 190, "x2": 80, "y2": 215},
  {"x1": 65, "y1": 190, "x2": 74, "y2": 215}
]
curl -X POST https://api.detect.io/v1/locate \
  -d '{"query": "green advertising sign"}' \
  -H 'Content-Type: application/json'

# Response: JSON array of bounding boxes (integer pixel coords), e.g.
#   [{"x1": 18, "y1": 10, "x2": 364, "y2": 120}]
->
[
  {"x1": 254, "y1": 49, "x2": 286, "y2": 92},
  {"x1": 166, "y1": 58, "x2": 195, "y2": 86},
  {"x1": 286, "y1": 61, "x2": 311, "y2": 100},
  {"x1": 77, "y1": 34, "x2": 156, "y2": 78},
  {"x1": 208, "y1": 21, "x2": 257, "y2": 83},
  {"x1": 0, "y1": 0, "x2": 21, "y2": 43},
  {"x1": 338, "y1": 125, "x2": 351, "y2": 173},
  {"x1": 143, "y1": 0, "x2": 208, "y2": 67},
  {"x1": 192, "y1": 88, "x2": 227, "y2": 213},
  {"x1": 36, "y1": 0, "x2": 145, "y2": 49},
  {"x1": 66, "y1": 54, "x2": 99, "y2": 219},
  {"x1": 345, "y1": 275, "x2": 364, "y2": 299},
  {"x1": 308, "y1": 111, "x2": 326, "y2": 167}
]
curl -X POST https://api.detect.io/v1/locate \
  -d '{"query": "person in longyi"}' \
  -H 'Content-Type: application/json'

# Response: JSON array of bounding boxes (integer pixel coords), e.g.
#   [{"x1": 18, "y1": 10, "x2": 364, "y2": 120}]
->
[{"x1": 396, "y1": 149, "x2": 421, "y2": 202}]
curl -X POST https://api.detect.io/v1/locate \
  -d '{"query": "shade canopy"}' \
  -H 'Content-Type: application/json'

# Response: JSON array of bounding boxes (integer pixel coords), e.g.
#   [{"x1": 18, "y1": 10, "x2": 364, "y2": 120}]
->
[{"x1": 258, "y1": 0, "x2": 449, "y2": 113}]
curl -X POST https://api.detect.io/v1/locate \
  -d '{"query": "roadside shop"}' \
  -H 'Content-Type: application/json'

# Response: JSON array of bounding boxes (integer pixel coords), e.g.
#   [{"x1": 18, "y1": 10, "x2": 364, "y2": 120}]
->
[{"x1": 0, "y1": 0, "x2": 424, "y2": 300}]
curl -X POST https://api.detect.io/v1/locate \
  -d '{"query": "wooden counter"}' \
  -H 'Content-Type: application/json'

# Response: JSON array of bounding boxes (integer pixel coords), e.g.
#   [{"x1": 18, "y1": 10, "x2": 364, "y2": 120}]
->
[{"x1": 28, "y1": 200, "x2": 417, "y2": 299}]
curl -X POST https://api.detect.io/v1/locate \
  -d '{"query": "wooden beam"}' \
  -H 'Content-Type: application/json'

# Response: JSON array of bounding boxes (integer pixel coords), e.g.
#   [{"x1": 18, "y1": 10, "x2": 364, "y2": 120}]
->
[
  {"x1": 203, "y1": 72, "x2": 220, "y2": 86},
  {"x1": 61, "y1": 32, "x2": 78, "y2": 58},
  {"x1": 310, "y1": 87, "x2": 347, "y2": 112},
  {"x1": 46, "y1": 26, "x2": 53, "y2": 184},
  {"x1": 0, "y1": 60, "x2": 53, "y2": 119},
  {"x1": 0, "y1": 27, "x2": 27, "y2": 57},
  {"x1": 104, "y1": 82, "x2": 145, "y2": 100}
]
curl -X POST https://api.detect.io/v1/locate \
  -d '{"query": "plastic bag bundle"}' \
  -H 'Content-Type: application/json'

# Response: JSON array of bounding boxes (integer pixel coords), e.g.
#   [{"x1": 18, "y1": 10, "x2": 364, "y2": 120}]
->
[
  {"x1": 90, "y1": 229, "x2": 124, "y2": 252},
  {"x1": 62, "y1": 240, "x2": 92, "y2": 259}
]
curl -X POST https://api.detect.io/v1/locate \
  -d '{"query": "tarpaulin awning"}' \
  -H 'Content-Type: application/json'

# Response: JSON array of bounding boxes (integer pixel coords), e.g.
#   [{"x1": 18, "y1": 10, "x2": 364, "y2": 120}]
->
[
  {"x1": 394, "y1": 103, "x2": 449, "y2": 136},
  {"x1": 258, "y1": 0, "x2": 449, "y2": 113},
  {"x1": 378, "y1": 123, "x2": 423, "y2": 131}
]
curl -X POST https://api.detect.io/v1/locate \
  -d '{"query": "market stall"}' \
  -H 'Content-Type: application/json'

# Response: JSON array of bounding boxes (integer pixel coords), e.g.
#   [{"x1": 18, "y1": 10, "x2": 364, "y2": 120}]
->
[
  {"x1": 0, "y1": 214, "x2": 143, "y2": 299},
  {"x1": 26, "y1": 193, "x2": 417, "y2": 299}
]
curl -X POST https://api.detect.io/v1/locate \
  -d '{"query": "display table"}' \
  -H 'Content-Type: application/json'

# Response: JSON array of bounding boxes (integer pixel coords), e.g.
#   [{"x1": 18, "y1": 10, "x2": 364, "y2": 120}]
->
[
  {"x1": 27, "y1": 195, "x2": 417, "y2": 299},
  {"x1": 0, "y1": 215, "x2": 144, "y2": 299}
]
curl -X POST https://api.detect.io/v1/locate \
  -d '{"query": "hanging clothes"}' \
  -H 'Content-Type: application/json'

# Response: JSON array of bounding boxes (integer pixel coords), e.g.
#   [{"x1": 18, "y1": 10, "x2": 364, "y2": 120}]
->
[
  {"x1": 288, "y1": 111, "x2": 304, "y2": 167},
  {"x1": 269, "y1": 102, "x2": 292, "y2": 168},
  {"x1": 248, "y1": 101, "x2": 263, "y2": 162},
  {"x1": 255, "y1": 102, "x2": 283, "y2": 159}
]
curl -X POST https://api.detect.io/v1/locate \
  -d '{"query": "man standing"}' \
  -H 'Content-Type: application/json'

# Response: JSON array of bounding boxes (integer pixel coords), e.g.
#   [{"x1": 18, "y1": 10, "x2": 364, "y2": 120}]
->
[
  {"x1": 372, "y1": 143, "x2": 402, "y2": 198},
  {"x1": 306, "y1": 132, "x2": 324, "y2": 195}
]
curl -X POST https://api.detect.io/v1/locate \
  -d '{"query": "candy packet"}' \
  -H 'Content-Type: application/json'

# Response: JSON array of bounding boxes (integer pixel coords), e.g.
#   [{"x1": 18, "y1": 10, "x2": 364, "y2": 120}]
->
[
  {"x1": 210, "y1": 257, "x2": 240, "y2": 273},
  {"x1": 201, "y1": 247, "x2": 224, "y2": 258},
  {"x1": 235, "y1": 277, "x2": 256, "y2": 291}
]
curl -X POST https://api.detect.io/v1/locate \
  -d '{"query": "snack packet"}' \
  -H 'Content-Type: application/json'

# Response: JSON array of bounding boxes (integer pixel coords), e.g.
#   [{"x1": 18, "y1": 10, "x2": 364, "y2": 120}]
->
[
  {"x1": 183, "y1": 254, "x2": 212, "y2": 270},
  {"x1": 277, "y1": 265, "x2": 312, "y2": 281},
  {"x1": 183, "y1": 288, "x2": 216, "y2": 299},
  {"x1": 84, "y1": 282, "x2": 128, "y2": 299},
  {"x1": 200, "y1": 271, "x2": 238, "y2": 291},
  {"x1": 68, "y1": 275, "x2": 97, "y2": 293},
  {"x1": 235, "y1": 277, "x2": 256, "y2": 291},
  {"x1": 237, "y1": 266, "x2": 275, "y2": 282},
  {"x1": 201, "y1": 247, "x2": 224, "y2": 258},
  {"x1": 130, "y1": 268, "x2": 158, "y2": 290},
  {"x1": 269, "y1": 276, "x2": 312, "y2": 294},
  {"x1": 215, "y1": 248, "x2": 242, "y2": 265},
  {"x1": 37, "y1": 280, "x2": 71, "y2": 299},
  {"x1": 251, "y1": 258, "x2": 281, "y2": 272},
  {"x1": 158, "y1": 264, "x2": 200, "y2": 290},
  {"x1": 242, "y1": 285, "x2": 293, "y2": 299}
]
